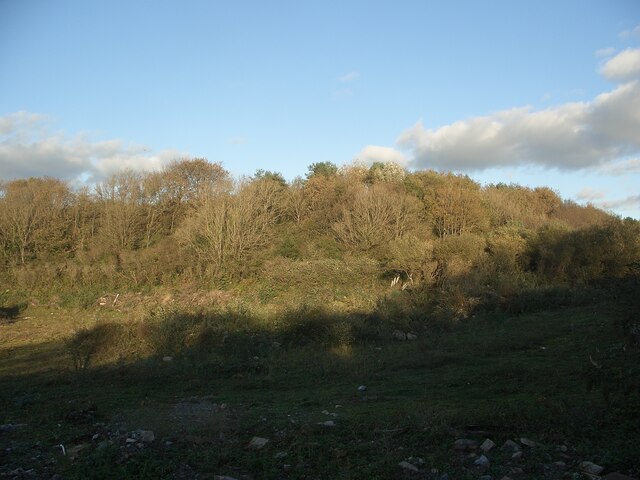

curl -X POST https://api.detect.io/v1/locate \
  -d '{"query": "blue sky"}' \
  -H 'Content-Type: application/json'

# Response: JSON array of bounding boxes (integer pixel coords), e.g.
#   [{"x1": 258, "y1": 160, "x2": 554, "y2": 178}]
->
[{"x1": 1, "y1": 0, "x2": 639, "y2": 217}]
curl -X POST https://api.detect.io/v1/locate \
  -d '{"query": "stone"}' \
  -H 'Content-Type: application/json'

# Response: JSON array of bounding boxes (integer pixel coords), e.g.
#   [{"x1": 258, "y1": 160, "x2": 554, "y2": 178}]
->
[
  {"x1": 398, "y1": 461, "x2": 419, "y2": 472},
  {"x1": 580, "y1": 462, "x2": 604, "y2": 476},
  {"x1": 162, "y1": 356, "x2": 173, "y2": 362},
  {"x1": 454, "y1": 438, "x2": 479, "y2": 451},
  {"x1": 499, "y1": 477, "x2": 514, "y2": 480},
  {"x1": 247, "y1": 436, "x2": 269, "y2": 449},
  {"x1": 318, "y1": 420, "x2": 335, "y2": 427},
  {"x1": 501, "y1": 439, "x2": 521, "y2": 452},
  {"x1": 556, "y1": 445, "x2": 568, "y2": 452},
  {"x1": 519, "y1": 437, "x2": 538, "y2": 447},
  {"x1": 274, "y1": 451, "x2": 288, "y2": 459},
  {"x1": 406, "y1": 333, "x2": 418, "y2": 341},
  {"x1": 553, "y1": 461, "x2": 567, "y2": 470},
  {"x1": 271, "y1": 342, "x2": 281, "y2": 349},
  {"x1": 474, "y1": 455, "x2": 490, "y2": 469},
  {"x1": 357, "y1": 385, "x2": 367, "y2": 392},
  {"x1": 214, "y1": 476, "x2": 239, "y2": 480},
  {"x1": 135, "y1": 430, "x2": 155, "y2": 443},
  {"x1": 512, "y1": 451, "x2": 523, "y2": 460},
  {"x1": 392, "y1": 330, "x2": 407, "y2": 341},
  {"x1": 440, "y1": 475, "x2": 450, "y2": 480},
  {"x1": 480, "y1": 438, "x2": 496, "y2": 452},
  {"x1": 479, "y1": 476, "x2": 493, "y2": 480}
]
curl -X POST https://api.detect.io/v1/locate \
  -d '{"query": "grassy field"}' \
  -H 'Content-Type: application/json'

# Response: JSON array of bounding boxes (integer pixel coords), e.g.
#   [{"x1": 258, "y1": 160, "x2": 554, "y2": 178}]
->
[{"x1": 1, "y1": 293, "x2": 639, "y2": 479}]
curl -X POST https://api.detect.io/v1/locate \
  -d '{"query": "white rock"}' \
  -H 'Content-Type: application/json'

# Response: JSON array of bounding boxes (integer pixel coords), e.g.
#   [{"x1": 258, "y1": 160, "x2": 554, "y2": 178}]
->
[
  {"x1": 392, "y1": 330, "x2": 407, "y2": 341},
  {"x1": 357, "y1": 385, "x2": 367, "y2": 392},
  {"x1": 480, "y1": 438, "x2": 495, "y2": 452},
  {"x1": 579, "y1": 461, "x2": 604, "y2": 475},
  {"x1": 318, "y1": 420, "x2": 335, "y2": 427},
  {"x1": 501, "y1": 439, "x2": 521, "y2": 452},
  {"x1": 454, "y1": 438, "x2": 479, "y2": 451},
  {"x1": 398, "y1": 461, "x2": 419, "y2": 472},
  {"x1": 519, "y1": 437, "x2": 538, "y2": 447},
  {"x1": 247, "y1": 436, "x2": 269, "y2": 449},
  {"x1": 136, "y1": 430, "x2": 155, "y2": 443}
]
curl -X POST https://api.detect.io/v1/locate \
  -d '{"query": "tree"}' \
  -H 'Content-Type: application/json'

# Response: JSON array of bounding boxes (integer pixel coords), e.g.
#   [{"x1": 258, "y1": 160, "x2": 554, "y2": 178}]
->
[
  {"x1": 177, "y1": 179, "x2": 284, "y2": 278},
  {"x1": 0, "y1": 178, "x2": 72, "y2": 263},
  {"x1": 95, "y1": 170, "x2": 145, "y2": 252},
  {"x1": 333, "y1": 184, "x2": 421, "y2": 252},
  {"x1": 155, "y1": 158, "x2": 230, "y2": 233},
  {"x1": 306, "y1": 161, "x2": 338, "y2": 179}
]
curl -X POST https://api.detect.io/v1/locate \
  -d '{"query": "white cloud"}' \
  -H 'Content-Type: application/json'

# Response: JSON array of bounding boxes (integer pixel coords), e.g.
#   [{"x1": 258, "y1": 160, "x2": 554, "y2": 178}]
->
[
  {"x1": 598, "y1": 157, "x2": 640, "y2": 175},
  {"x1": 354, "y1": 145, "x2": 408, "y2": 166},
  {"x1": 597, "y1": 194, "x2": 640, "y2": 210},
  {"x1": 576, "y1": 187, "x2": 605, "y2": 201},
  {"x1": 595, "y1": 47, "x2": 616, "y2": 58},
  {"x1": 397, "y1": 48, "x2": 640, "y2": 172},
  {"x1": 600, "y1": 48, "x2": 640, "y2": 81},
  {"x1": 619, "y1": 25, "x2": 640, "y2": 39},
  {"x1": 339, "y1": 71, "x2": 359, "y2": 82},
  {"x1": 0, "y1": 112, "x2": 186, "y2": 182}
]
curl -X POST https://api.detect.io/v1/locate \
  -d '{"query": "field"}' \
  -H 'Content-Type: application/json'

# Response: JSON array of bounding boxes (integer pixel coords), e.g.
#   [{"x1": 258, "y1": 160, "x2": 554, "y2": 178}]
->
[{"x1": 1, "y1": 289, "x2": 639, "y2": 480}]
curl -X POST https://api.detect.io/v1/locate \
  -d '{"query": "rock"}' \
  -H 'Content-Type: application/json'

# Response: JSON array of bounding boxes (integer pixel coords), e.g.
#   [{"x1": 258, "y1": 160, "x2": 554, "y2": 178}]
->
[
  {"x1": 392, "y1": 330, "x2": 407, "y2": 341},
  {"x1": 474, "y1": 455, "x2": 490, "y2": 469},
  {"x1": 214, "y1": 476, "x2": 239, "y2": 480},
  {"x1": 556, "y1": 444, "x2": 568, "y2": 452},
  {"x1": 512, "y1": 451, "x2": 523, "y2": 460},
  {"x1": 67, "y1": 444, "x2": 89, "y2": 460},
  {"x1": 480, "y1": 438, "x2": 496, "y2": 452},
  {"x1": 0, "y1": 423, "x2": 27, "y2": 432},
  {"x1": 126, "y1": 438, "x2": 136, "y2": 444},
  {"x1": 162, "y1": 356, "x2": 173, "y2": 362},
  {"x1": 406, "y1": 456, "x2": 425, "y2": 466},
  {"x1": 406, "y1": 333, "x2": 418, "y2": 341},
  {"x1": 357, "y1": 385, "x2": 367, "y2": 392},
  {"x1": 274, "y1": 451, "x2": 288, "y2": 459},
  {"x1": 134, "y1": 430, "x2": 155, "y2": 443},
  {"x1": 398, "y1": 461, "x2": 419, "y2": 472},
  {"x1": 519, "y1": 437, "x2": 538, "y2": 447},
  {"x1": 247, "y1": 436, "x2": 269, "y2": 449},
  {"x1": 499, "y1": 477, "x2": 514, "y2": 480},
  {"x1": 271, "y1": 341, "x2": 281, "y2": 349},
  {"x1": 501, "y1": 439, "x2": 521, "y2": 452},
  {"x1": 479, "y1": 476, "x2": 493, "y2": 480},
  {"x1": 553, "y1": 461, "x2": 567, "y2": 470},
  {"x1": 318, "y1": 420, "x2": 335, "y2": 427},
  {"x1": 454, "y1": 438, "x2": 479, "y2": 451},
  {"x1": 440, "y1": 475, "x2": 450, "y2": 480},
  {"x1": 580, "y1": 462, "x2": 604, "y2": 476}
]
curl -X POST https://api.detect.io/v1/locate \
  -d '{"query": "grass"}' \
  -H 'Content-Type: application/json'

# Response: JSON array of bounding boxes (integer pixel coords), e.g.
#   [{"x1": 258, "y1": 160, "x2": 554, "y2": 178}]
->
[{"x1": 1, "y1": 294, "x2": 639, "y2": 479}]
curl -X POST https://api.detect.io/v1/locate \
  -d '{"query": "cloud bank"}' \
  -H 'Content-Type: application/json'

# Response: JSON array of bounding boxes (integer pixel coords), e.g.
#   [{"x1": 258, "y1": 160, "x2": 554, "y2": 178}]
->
[
  {"x1": 0, "y1": 112, "x2": 186, "y2": 182},
  {"x1": 354, "y1": 145, "x2": 408, "y2": 166},
  {"x1": 396, "y1": 48, "x2": 640, "y2": 172}
]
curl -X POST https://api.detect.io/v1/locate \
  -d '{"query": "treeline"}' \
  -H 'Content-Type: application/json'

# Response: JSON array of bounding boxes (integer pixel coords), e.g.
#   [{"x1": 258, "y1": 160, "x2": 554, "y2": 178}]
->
[{"x1": 0, "y1": 158, "x2": 638, "y2": 307}]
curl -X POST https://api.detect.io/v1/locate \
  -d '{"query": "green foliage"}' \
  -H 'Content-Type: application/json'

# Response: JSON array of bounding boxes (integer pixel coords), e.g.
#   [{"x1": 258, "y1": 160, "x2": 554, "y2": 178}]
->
[{"x1": 306, "y1": 161, "x2": 338, "y2": 179}]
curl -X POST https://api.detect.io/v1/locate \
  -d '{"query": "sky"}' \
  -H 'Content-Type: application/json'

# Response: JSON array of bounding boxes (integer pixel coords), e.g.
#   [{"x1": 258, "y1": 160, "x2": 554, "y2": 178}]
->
[{"x1": 1, "y1": 0, "x2": 640, "y2": 218}]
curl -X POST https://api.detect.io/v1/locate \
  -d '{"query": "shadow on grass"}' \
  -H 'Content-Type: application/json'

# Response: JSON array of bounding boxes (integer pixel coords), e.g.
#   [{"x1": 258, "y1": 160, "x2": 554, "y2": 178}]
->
[{"x1": 0, "y1": 302, "x2": 27, "y2": 324}]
